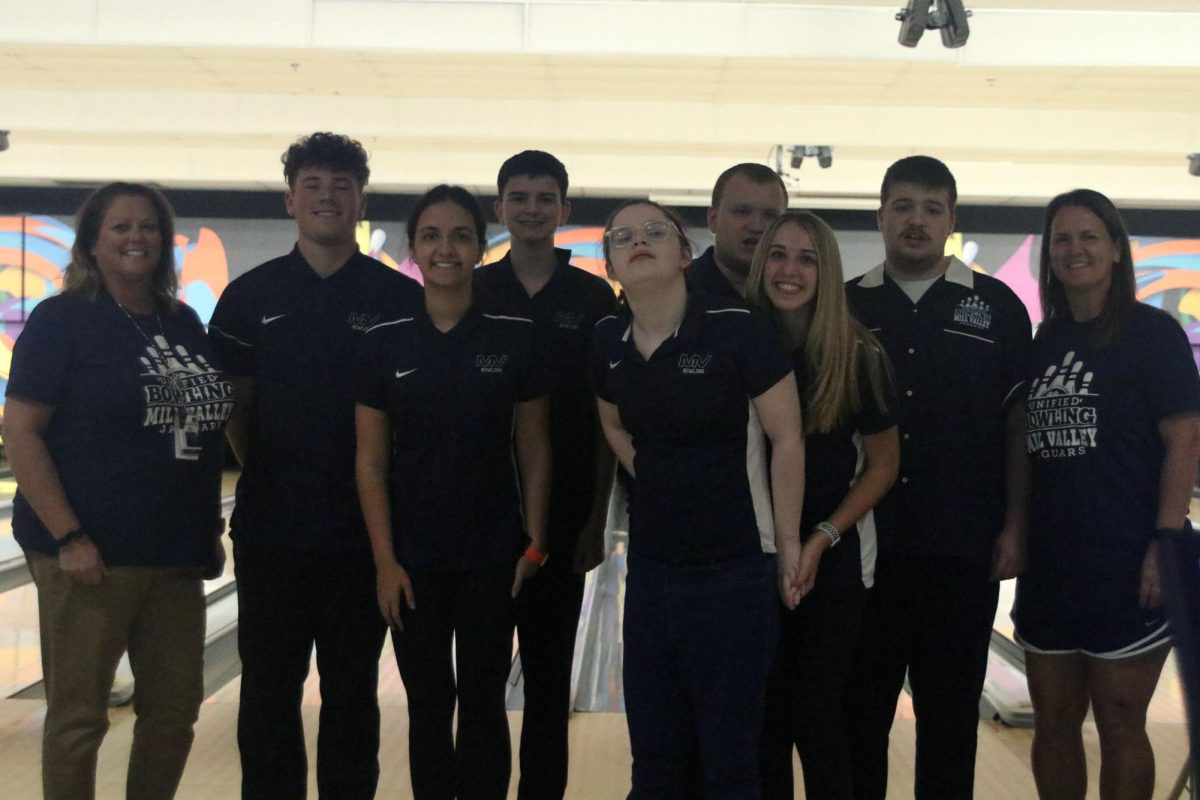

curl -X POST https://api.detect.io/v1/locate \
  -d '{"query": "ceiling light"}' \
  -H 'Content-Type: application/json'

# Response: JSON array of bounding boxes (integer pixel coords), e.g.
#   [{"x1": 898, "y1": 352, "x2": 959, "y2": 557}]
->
[
  {"x1": 897, "y1": 0, "x2": 971, "y2": 48},
  {"x1": 780, "y1": 145, "x2": 834, "y2": 171}
]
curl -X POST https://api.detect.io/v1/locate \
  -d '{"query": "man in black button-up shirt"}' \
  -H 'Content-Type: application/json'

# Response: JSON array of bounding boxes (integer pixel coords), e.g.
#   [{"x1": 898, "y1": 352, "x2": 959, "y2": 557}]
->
[{"x1": 844, "y1": 156, "x2": 1031, "y2": 800}]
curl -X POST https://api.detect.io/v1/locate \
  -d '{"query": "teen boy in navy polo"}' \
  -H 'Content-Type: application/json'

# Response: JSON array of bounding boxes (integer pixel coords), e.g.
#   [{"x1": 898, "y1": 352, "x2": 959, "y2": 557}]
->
[
  {"x1": 208, "y1": 132, "x2": 422, "y2": 800},
  {"x1": 843, "y1": 156, "x2": 1031, "y2": 800},
  {"x1": 686, "y1": 162, "x2": 788, "y2": 300},
  {"x1": 473, "y1": 151, "x2": 617, "y2": 800}
]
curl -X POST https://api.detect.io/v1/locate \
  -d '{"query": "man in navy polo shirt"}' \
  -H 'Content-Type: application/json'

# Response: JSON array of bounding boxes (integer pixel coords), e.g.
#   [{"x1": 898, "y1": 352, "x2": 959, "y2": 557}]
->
[
  {"x1": 208, "y1": 132, "x2": 422, "y2": 800},
  {"x1": 686, "y1": 162, "x2": 788, "y2": 299},
  {"x1": 474, "y1": 150, "x2": 616, "y2": 800},
  {"x1": 844, "y1": 155, "x2": 1030, "y2": 800}
]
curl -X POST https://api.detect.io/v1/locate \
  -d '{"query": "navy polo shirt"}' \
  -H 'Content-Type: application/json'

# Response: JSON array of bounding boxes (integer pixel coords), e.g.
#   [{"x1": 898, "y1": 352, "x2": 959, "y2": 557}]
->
[
  {"x1": 9, "y1": 292, "x2": 233, "y2": 567},
  {"x1": 474, "y1": 249, "x2": 617, "y2": 557},
  {"x1": 685, "y1": 246, "x2": 746, "y2": 302},
  {"x1": 794, "y1": 346, "x2": 897, "y2": 588},
  {"x1": 356, "y1": 305, "x2": 550, "y2": 572},
  {"x1": 846, "y1": 258, "x2": 1031, "y2": 566},
  {"x1": 208, "y1": 247, "x2": 422, "y2": 554},
  {"x1": 592, "y1": 291, "x2": 792, "y2": 565}
]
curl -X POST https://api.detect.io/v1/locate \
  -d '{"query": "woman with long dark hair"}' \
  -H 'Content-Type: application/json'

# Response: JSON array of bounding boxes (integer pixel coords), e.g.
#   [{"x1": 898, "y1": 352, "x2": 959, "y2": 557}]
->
[
  {"x1": 1015, "y1": 188, "x2": 1200, "y2": 800},
  {"x1": 355, "y1": 184, "x2": 551, "y2": 799}
]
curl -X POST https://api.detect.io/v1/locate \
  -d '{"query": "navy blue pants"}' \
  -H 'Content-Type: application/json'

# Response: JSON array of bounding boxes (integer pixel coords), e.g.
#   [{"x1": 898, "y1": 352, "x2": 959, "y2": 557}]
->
[{"x1": 623, "y1": 552, "x2": 778, "y2": 800}]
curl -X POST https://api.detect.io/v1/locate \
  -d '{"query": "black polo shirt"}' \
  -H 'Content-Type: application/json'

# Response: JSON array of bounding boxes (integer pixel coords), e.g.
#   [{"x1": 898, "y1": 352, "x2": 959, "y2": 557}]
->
[
  {"x1": 846, "y1": 258, "x2": 1031, "y2": 566},
  {"x1": 794, "y1": 346, "x2": 897, "y2": 588},
  {"x1": 208, "y1": 247, "x2": 422, "y2": 554},
  {"x1": 592, "y1": 291, "x2": 791, "y2": 565},
  {"x1": 356, "y1": 305, "x2": 550, "y2": 572},
  {"x1": 474, "y1": 249, "x2": 617, "y2": 558},
  {"x1": 685, "y1": 246, "x2": 746, "y2": 302}
]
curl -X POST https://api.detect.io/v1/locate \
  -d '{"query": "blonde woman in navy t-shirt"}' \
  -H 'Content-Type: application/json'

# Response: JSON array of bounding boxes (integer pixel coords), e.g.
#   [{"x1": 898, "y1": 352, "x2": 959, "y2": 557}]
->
[{"x1": 4, "y1": 183, "x2": 233, "y2": 799}]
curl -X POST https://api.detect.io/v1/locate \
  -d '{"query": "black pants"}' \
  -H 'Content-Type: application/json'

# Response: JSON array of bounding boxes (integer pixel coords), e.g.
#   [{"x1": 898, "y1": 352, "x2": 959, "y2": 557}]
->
[
  {"x1": 394, "y1": 567, "x2": 516, "y2": 800},
  {"x1": 514, "y1": 560, "x2": 586, "y2": 800},
  {"x1": 235, "y1": 543, "x2": 387, "y2": 800},
  {"x1": 761, "y1": 580, "x2": 866, "y2": 800},
  {"x1": 845, "y1": 554, "x2": 999, "y2": 800}
]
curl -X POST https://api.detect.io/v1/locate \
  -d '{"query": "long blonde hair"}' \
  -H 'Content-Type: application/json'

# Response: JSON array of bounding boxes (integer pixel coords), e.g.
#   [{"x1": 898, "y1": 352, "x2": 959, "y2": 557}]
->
[{"x1": 745, "y1": 211, "x2": 892, "y2": 434}]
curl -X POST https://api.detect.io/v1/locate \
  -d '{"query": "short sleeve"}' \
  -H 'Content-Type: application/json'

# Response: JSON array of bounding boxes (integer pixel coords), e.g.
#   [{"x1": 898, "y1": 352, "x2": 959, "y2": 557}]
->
[
  {"x1": 207, "y1": 277, "x2": 260, "y2": 376},
  {"x1": 355, "y1": 327, "x2": 390, "y2": 410},
  {"x1": 1141, "y1": 311, "x2": 1200, "y2": 422},
  {"x1": 854, "y1": 343, "x2": 898, "y2": 436},
  {"x1": 591, "y1": 317, "x2": 619, "y2": 403},
  {"x1": 738, "y1": 308, "x2": 792, "y2": 399},
  {"x1": 7, "y1": 298, "x2": 73, "y2": 407},
  {"x1": 999, "y1": 288, "x2": 1033, "y2": 408}
]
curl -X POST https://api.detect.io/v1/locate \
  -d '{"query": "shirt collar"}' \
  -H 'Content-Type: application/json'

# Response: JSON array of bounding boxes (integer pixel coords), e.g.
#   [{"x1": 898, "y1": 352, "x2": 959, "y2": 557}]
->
[{"x1": 858, "y1": 256, "x2": 974, "y2": 290}]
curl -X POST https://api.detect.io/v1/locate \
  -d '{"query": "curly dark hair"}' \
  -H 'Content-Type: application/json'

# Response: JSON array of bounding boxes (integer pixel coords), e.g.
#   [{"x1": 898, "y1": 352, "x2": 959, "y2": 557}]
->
[{"x1": 281, "y1": 132, "x2": 370, "y2": 188}]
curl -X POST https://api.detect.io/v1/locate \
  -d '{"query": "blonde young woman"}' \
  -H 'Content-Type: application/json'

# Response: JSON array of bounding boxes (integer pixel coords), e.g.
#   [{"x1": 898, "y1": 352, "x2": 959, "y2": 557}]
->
[{"x1": 745, "y1": 210, "x2": 900, "y2": 800}]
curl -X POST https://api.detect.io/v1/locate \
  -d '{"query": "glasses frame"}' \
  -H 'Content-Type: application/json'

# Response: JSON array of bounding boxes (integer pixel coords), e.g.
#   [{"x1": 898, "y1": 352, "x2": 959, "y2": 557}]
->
[{"x1": 604, "y1": 219, "x2": 681, "y2": 249}]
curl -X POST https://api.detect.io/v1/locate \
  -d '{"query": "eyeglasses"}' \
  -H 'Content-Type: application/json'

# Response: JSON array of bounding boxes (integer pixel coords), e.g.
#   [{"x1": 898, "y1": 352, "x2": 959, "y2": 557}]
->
[{"x1": 605, "y1": 220, "x2": 680, "y2": 249}]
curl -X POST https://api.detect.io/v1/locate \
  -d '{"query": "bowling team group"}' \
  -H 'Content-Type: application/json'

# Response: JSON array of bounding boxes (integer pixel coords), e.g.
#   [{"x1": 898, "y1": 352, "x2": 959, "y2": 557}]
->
[{"x1": 4, "y1": 132, "x2": 1198, "y2": 800}]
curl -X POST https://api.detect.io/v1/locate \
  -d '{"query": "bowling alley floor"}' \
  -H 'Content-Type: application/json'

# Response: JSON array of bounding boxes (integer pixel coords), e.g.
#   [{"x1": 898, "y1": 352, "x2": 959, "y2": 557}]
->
[{"x1": 0, "y1": 642, "x2": 1189, "y2": 799}]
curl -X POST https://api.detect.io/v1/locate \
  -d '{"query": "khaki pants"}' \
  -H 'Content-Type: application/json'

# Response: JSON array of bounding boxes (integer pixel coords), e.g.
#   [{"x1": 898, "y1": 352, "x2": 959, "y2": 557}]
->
[{"x1": 28, "y1": 554, "x2": 206, "y2": 800}]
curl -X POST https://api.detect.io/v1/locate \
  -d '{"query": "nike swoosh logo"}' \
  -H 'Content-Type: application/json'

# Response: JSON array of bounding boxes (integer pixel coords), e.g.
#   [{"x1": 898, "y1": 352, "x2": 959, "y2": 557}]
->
[
  {"x1": 261, "y1": 314, "x2": 287, "y2": 325},
  {"x1": 609, "y1": 360, "x2": 622, "y2": 369},
  {"x1": 395, "y1": 368, "x2": 418, "y2": 378}
]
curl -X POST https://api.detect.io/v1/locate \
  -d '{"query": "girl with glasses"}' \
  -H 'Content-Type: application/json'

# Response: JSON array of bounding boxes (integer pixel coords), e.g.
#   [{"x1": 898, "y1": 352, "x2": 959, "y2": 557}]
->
[{"x1": 592, "y1": 199, "x2": 805, "y2": 798}]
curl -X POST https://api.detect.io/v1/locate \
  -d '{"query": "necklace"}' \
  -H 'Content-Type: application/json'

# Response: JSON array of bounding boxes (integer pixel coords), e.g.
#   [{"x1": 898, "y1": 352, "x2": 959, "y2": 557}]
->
[{"x1": 115, "y1": 301, "x2": 165, "y2": 348}]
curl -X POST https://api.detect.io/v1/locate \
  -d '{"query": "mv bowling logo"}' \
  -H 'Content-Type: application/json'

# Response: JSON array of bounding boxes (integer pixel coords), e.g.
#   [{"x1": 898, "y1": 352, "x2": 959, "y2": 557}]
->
[
  {"x1": 347, "y1": 312, "x2": 381, "y2": 332},
  {"x1": 953, "y1": 295, "x2": 992, "y2": 330},
  {"x1": 555, "y1": 311, "x2": 585, "y2": 330},
  {"x1": 476, "y1": 354, "x2": 509, "y2": 374},
  {"x1": 1026, "y1": 351, "x2": 1098, "y2": 459},
  {"x1": 679, "y1": 353, "x2": 712, "y2": 375}
]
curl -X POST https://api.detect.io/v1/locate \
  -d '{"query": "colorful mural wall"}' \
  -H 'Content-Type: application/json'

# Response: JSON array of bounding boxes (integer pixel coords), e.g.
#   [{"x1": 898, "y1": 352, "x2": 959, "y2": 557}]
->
[
  {"x1": 0, "y1": 215, "x2": 232, "y2": 415},
  {"x1": 2, "y1": 215, "x2": 1198, "y2": 417}
]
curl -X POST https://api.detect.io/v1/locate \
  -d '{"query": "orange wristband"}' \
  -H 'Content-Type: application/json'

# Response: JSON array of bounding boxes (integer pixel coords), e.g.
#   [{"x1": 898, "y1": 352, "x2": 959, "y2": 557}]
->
[{"x1": 523, "y1": 545, "x2": 548, "y2": 566}]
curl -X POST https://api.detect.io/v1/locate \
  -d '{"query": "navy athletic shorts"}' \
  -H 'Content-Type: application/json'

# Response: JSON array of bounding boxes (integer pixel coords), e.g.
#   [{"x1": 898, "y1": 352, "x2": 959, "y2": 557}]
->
[{"x1": 1012, "y1": 569, "x2": 1170, "y2": 659}]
